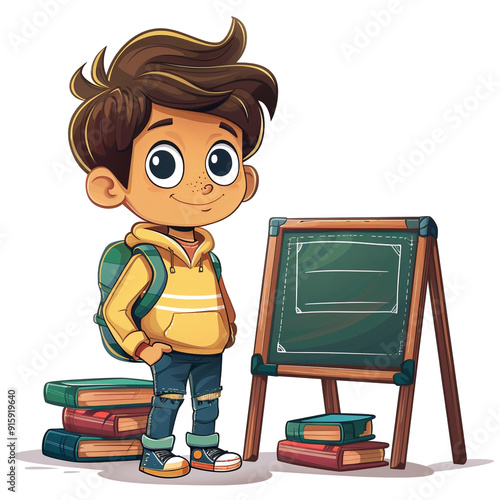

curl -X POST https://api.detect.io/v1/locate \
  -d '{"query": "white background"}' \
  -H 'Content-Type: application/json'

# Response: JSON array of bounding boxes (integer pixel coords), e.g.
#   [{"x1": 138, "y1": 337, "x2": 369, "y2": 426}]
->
[{"x1": 2, "y1": 0, "x2": 499, "y2": 499}]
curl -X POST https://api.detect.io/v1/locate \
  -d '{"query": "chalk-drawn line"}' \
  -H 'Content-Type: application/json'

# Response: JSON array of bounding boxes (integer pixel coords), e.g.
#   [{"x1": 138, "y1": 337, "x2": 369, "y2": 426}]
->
[
  {"x1": 305, "y1": 301, "x2": 389, "y2": 306},
  {"x1": 305, "y1": 269, "x2": 389, "y2": 274},
  {"x1": 277, "y1": 349, "x2": 392, "y2": 356}
]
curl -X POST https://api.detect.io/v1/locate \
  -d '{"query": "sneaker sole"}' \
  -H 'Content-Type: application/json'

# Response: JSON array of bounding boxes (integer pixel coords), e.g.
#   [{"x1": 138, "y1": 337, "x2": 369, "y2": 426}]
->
[
  {"x1": 191, "y1": 460, "x2": 242, "y2": 472},
  {"x1": 140, "y1": 465, "x2": 191, "y2": 478}
]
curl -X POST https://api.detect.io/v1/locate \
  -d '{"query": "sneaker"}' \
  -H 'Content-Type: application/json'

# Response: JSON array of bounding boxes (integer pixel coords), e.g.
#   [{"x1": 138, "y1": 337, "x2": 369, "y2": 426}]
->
[
  {"x1": 190, "y1": 446, "x2": 242, "y2": 472},
  {"x1": 140, "y1": 448, "x2": 190, "y2": 478}
]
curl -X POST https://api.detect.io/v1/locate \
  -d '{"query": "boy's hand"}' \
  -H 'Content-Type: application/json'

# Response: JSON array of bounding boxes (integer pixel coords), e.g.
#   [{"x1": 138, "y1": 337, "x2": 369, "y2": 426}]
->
[
  {"x1": 225, "y1": 323, "x2": 237, "y2": 349},
  {"x1": 138, "y1": 342, "x2": 172, "y2": 365}
]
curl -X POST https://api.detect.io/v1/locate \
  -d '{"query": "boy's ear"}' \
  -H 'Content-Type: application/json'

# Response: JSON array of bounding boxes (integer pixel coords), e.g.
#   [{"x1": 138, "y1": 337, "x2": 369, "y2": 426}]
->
[
  {"x1": 86, "y1": 167, "x2": 127, "y2": 208},
  {"x1": 242, "y1": 165, "x2": 259, "y2": 202}
]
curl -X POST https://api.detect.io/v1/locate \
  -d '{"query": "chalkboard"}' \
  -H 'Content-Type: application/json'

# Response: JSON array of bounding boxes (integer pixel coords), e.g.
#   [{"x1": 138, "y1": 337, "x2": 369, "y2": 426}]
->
[
  {"x1": 245, "y1": 217, "x2": 466, "y2": 470},
  {"x1": 267, "y1": 229, "x2": 418, "y2": 368}
]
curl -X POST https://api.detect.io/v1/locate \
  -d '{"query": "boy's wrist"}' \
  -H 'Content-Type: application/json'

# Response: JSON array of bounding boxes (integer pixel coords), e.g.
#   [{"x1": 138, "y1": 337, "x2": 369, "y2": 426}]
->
[
  {"x1": 121, "y1": 330, "x2": 149, "y2": 359},
  {"x1": 135, "y1": 341, "x2": 150, "y2": 358}
]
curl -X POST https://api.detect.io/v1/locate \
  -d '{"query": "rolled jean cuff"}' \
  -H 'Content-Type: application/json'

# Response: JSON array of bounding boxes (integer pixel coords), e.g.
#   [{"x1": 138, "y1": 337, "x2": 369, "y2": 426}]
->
[
  {"x1": 186, "y1": 432, "x2": 219, "y2": 448},
  {"x1": 142, "y1": 434, "x2": 175, "y2": 450}
]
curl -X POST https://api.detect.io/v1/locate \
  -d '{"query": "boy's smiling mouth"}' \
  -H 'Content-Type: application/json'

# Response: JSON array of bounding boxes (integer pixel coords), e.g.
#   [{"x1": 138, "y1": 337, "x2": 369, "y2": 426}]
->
[{"x1": 170, "y1": 194, "x2": 224, "y2": 207}]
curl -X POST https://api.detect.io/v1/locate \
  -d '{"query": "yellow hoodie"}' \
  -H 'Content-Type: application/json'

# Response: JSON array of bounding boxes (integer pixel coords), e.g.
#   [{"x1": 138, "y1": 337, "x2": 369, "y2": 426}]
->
[{"x1": 103, "y1": 223, "x2": 231, "y2": 357}]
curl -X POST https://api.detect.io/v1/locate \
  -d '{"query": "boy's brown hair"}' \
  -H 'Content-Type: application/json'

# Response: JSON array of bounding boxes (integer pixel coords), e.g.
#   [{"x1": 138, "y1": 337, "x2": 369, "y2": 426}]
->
[{"x1": 69, "y1": 18, "x2": 278, "y2": 188}]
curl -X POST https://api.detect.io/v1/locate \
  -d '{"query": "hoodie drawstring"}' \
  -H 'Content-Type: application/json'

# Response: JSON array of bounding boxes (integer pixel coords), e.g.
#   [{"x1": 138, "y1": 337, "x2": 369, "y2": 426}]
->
[
  {"x1": 169, "y1": 248, "x2": 176, "y2": 273},
  {"x1": 170, "y1": 247, "x2": 203, "y2": 272}
]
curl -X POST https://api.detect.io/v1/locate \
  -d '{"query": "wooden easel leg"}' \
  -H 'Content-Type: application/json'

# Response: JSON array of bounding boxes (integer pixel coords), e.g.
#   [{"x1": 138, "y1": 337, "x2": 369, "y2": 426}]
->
[
  {"x1": 391, "y1": 384, "x2": 416, "y2": 469},
  {"x1": 321, "y1": 379, "x2": 340, "y2": 413},
  {"x1": 243, "y1": 375, "x2": 268, "y2": 461},
  {"x1": 390, "y1": 236, "x2": 432, "y2": 469},
  {"x1": 428, "y1": 241, "x2": 467, "y2": 464}
]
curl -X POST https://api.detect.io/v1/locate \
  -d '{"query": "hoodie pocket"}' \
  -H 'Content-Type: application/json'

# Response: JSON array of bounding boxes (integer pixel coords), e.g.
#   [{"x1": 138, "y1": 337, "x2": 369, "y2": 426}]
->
[{"x1": 164, "y1": 311, "x2": 229, "y2": 352}]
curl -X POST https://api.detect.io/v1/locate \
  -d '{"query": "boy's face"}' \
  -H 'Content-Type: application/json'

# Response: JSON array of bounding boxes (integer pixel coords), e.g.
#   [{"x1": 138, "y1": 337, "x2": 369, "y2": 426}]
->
[{"x1": 92, "y1": 104, "x2": 257, "y2": 227}]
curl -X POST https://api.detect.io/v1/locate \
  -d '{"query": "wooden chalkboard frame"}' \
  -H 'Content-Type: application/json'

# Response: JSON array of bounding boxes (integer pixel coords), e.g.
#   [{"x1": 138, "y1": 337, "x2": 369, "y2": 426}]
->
[{"x1": 243, "y1": 217, "x2": 466, "y2": 469}]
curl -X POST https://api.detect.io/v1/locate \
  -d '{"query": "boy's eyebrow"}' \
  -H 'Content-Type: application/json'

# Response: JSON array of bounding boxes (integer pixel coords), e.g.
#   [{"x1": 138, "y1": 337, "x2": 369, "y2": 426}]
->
[
  {"x1": 219, "y1": 121, "x2": 238, "y2": 138},
  {"x1": 148, "y1": 118, "x2": 173, "y2": 131}
]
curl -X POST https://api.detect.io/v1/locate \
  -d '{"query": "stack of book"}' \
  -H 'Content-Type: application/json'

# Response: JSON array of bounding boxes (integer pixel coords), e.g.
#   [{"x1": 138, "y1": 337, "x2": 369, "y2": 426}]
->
[
  {"x1": 42, "y1": 378, "x2": 153, "y2": 462},
  {"x1": 277, "y1": 413, "x2": 389, "y2": 471}
]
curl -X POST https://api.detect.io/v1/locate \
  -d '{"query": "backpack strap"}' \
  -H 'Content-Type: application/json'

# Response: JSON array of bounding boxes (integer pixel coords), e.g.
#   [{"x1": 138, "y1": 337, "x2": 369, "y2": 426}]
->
[
  {"x1": 209, "y1": 252, "x2": 222, "y2": 281},
  {"x1": 132, "y1": 244, "x2": 167, "y2": 319}
]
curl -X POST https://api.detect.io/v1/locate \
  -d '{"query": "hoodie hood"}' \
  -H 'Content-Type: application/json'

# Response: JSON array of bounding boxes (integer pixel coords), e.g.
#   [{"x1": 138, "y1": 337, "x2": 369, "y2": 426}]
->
[{"x1": 125, "y1": 223, "x2": 215, "y2": 268}]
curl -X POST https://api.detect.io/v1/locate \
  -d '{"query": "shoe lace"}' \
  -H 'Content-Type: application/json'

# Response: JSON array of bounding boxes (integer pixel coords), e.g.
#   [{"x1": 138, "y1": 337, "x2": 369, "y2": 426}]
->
[
  {"x1": 154, "y1": 449, "x2": 173, "y2": 464},
  {"x1": 205, "y1": 447, "x2": 227, "y2": 461}
]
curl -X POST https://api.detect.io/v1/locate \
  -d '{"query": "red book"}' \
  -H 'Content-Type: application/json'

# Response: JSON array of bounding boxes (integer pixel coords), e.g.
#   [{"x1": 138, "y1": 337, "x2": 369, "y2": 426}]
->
[
  {"x1": 277, "y1": 440, "x2": 389, "y2": 472},
  {"x1": 62, "y1": 407, "x2": 150, "y2": 438}
]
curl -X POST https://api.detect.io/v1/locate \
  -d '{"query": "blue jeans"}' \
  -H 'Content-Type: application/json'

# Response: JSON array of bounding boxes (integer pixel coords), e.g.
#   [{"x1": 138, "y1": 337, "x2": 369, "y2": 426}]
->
[{"x1": 146, "y1": 351, "x2": 223, "y2": 440}]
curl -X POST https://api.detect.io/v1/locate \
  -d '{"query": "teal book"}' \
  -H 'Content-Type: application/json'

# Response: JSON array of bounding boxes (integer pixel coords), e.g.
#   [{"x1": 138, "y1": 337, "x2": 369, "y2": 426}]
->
[
  {"x1": 42, "y1": 429, "x2": 142, "y2": 462},
  {"x1": 285, "y1": 413, "x2": 376, "y2": 445},
  {"x1": 43, "y1": 378, "x2": 153, "y2": 409}
]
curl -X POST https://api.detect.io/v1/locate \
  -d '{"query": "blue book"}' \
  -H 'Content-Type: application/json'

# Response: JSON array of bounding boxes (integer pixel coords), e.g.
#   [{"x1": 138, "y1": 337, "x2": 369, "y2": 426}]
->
[
  {"x1": 285, "y1": 413, "x2": 376, "y2": 444},
  {"x1": 42, "y1": 429, "x2": 142, "y2": 462}
]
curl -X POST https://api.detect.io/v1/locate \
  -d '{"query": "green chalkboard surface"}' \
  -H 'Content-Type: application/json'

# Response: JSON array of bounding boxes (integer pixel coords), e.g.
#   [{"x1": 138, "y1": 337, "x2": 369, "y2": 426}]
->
[{"x1": 267, "y1": 227, "x2": 419, "y2": 369}]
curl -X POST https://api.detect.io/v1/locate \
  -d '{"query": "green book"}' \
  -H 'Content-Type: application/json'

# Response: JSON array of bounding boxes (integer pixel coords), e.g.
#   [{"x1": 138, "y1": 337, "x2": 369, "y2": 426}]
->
[
  {"x1": 43, "y1": 378, "x2": 153, "y2": 409},
  {"x1": 42, "y1": 429, "x2": 142, "y2": 462},
  {"x1": 285, "y1": 413, "x2": 376, "y2": 445}
]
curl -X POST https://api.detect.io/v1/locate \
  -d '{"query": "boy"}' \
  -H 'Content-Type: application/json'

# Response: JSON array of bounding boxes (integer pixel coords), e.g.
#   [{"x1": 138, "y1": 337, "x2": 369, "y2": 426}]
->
[{"x1": 68, "y1": 19, "x2": 278, "y2": 478}]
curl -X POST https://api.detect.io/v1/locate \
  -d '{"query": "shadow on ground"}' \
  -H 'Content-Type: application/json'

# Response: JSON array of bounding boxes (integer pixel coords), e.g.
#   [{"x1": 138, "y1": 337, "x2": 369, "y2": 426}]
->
[{"x1": 17, "y1": 450, "x2": 493, "y2": 485}]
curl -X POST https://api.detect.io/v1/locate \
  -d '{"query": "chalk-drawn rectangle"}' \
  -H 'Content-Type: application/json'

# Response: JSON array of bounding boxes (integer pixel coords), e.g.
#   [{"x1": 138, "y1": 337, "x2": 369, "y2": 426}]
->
[{"x1": 295, "y1": 241, "x2": 401, "y2": 314}]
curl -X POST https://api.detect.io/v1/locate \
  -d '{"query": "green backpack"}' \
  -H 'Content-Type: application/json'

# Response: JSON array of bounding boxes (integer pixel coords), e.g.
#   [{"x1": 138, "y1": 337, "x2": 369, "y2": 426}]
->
[{"x1": 94, "y1": 241, "x2": 221, "y2": 362}]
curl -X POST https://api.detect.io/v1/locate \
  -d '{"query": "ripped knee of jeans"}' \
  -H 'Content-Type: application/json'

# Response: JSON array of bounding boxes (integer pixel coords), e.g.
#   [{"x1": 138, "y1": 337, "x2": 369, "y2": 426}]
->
[
  {"x1": 159, "y1": 393, "x2": 184, "y2": 400},
  {"x1": 196, "y1": 391, "x2": 221, "y2": 402},
  {"x1": 152, "y1": 393, "x2": 185, "y2": 409}
]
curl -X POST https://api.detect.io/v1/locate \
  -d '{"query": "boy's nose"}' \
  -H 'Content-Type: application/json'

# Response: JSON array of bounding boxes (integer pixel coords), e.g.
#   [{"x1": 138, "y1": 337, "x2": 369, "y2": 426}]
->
[{"x1": 202, "y1": 184, "x2": 213, "y2": 195}]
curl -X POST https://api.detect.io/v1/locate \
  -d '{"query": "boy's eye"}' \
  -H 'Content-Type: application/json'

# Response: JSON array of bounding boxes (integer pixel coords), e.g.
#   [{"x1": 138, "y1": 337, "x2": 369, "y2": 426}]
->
[
  {"x1": 145, "y1": 141, "x2": 184, "y2": 188},
  {"x1": 205, "y1": 141, "x2": 239, "y2": 186}
]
